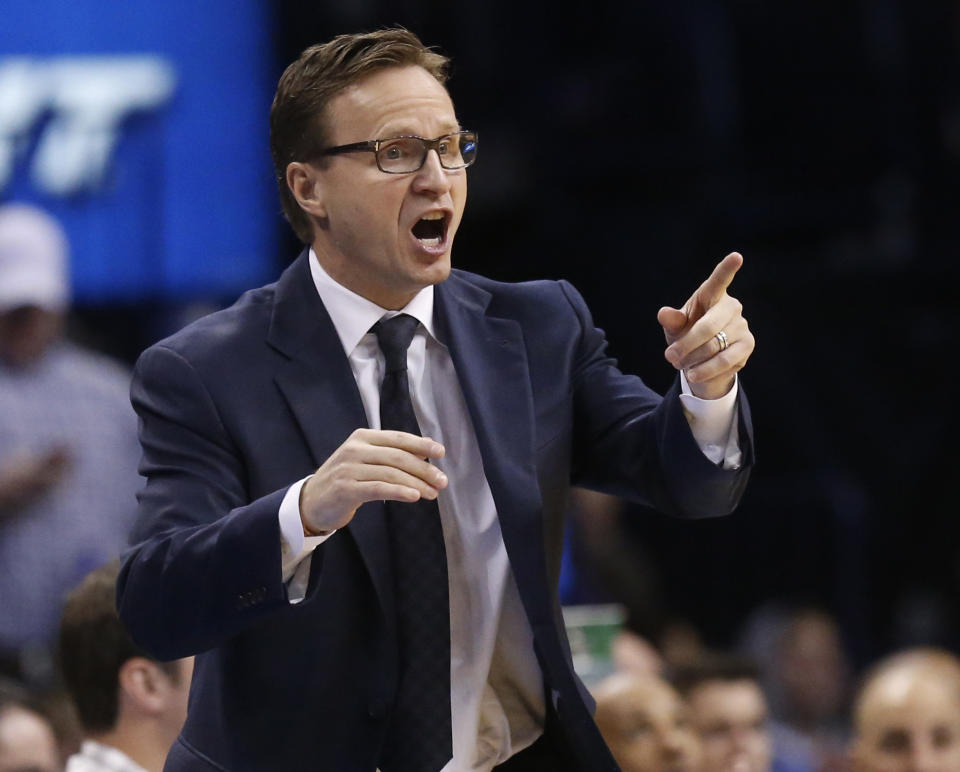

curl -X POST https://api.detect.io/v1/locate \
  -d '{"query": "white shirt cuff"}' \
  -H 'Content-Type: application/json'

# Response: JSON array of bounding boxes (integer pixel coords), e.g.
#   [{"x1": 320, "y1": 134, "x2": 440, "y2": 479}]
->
[
  {"x1": 678, "y1": 372, "x2": 742, "y2": 469},
  {"x1": 279, "y1": 476, "x2": 333, "y2": 587}
]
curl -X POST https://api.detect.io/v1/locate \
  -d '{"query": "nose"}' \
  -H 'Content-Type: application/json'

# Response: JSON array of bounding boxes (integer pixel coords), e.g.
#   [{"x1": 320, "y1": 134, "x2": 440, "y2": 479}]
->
[
  {"x1": 660, "y1": 727, "x2": 688, "y2": 758},
  {"x1": 411, "y1": 149, "x2": 453, "y2": 196},
  {"x1": 908, "y1": 737, "x2": 941, "y2": 772},
  {"x1": 729, "y1": 726, "x2": 754, "y2": 752}
]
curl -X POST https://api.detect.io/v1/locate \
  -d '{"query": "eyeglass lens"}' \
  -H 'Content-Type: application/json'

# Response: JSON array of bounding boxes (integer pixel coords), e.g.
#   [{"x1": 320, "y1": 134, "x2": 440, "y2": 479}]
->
[{"x1": 376, "y1": 133, "x2": 477, "y2": 173}]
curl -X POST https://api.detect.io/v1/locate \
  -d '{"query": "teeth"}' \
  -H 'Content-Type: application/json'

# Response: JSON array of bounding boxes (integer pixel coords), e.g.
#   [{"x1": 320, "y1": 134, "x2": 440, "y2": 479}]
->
[{"x1": 412, "y1": 212, "x2": 446, "y2": 247}]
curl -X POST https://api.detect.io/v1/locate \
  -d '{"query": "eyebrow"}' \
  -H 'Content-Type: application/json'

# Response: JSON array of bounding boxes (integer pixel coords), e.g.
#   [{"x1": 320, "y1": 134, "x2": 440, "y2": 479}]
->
[{"x1": 376, "y1": 123, "x2": 462, "y2": 139}]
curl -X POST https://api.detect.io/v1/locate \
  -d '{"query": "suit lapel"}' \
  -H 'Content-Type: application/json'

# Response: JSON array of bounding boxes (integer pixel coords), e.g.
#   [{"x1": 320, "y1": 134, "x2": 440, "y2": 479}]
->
[
  {"x1": 264, "y1": 260, "x2": 552, "y2": 625},
  {"x1": 435, "y1": 274, "x2": 552, "y2": 625},
  {"x1": 267, "y1": 252, "x2": 394, "y2": 616}
]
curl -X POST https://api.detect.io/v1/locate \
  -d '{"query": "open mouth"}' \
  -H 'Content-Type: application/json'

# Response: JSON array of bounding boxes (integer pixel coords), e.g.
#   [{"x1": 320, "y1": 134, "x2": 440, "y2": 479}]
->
[{"x1": 411, "y1": 212, "x2": 448, "y2": 248}]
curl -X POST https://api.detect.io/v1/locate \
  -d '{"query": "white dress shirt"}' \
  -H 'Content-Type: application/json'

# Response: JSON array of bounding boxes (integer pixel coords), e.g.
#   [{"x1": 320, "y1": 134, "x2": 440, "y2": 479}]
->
[
  {"x1": 277, "y1": 251, "x2": 741, "y2": 770},
  {"x1": 66, "y1": 741, "x2": 148, "y2": 772}
]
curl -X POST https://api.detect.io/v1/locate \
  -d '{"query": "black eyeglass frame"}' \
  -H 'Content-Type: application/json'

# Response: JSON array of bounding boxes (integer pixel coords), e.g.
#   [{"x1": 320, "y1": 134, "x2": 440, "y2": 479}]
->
[{"x1": 316, "y1": 130, "x2": 478, "y2": 174}]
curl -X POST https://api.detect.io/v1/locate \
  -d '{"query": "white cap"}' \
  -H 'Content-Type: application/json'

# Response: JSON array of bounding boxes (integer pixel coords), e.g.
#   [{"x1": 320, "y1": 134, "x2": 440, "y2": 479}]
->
[{"x1": 0, "y1": 203, "x2": 70, "y2": 312}]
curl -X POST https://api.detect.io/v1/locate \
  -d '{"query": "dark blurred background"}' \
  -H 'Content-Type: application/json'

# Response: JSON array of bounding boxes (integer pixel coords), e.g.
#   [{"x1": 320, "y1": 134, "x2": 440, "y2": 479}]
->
[{"x1": 4, "y1": 0, "x2": 960, "y2": 673}]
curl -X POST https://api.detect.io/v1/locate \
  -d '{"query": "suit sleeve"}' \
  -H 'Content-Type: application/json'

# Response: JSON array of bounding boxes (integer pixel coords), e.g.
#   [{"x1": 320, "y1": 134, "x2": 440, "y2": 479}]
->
[
  {"x1": 559, "y1": 280, "x2": 754, "y2": 518},
  {"x1": 117, "y1": 344, "x2": 293, "y2": 660}
]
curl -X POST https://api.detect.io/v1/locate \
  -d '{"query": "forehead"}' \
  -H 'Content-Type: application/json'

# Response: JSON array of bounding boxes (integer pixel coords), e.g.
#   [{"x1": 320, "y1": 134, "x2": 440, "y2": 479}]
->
[
  {"x1": 862, "y1": 677, "x2": 960, "y2": 731},
  {"x1": 691, "y1": 680, "x2": 766, "y2": 712},
  {"x1": 326, "y1": 65, "x2": 458, "y2": 141},
  {"x1": 621, "y1": 680, "x2": 686, "y2": 723}
]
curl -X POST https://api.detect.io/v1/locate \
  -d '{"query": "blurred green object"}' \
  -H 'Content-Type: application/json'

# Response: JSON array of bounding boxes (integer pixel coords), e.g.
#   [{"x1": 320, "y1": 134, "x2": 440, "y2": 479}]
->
[{"x1": 562, "y1": 603, "x2": 626, "y2": 687}]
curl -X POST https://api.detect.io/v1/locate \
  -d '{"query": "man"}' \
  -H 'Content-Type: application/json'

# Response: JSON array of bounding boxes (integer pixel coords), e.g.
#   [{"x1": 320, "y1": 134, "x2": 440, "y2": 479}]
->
[
  {"x1": 764, "y1": 608, "x2": 851, "y2": 771},
  {"x1": 672, "y1": 657, "x2": 778, "y2": 772},
  {"x1": 850, "y1": 648, "x2": 960, "y2": 772},
  {"x1": 59, "y1": 561, "x2": 192, "y2": 772},
  {"x1": 0, "y1": 680, "x2": 61, "y2": 772},
  {"x1": 0, "y1": 203, "x2": 141, "y2": 686},
  {"x1": 593, "y1": 672, "x2": 703, "y2": 772},
  {"x1": 117, "y1": 28, "x2": 755, "y2": 771}
]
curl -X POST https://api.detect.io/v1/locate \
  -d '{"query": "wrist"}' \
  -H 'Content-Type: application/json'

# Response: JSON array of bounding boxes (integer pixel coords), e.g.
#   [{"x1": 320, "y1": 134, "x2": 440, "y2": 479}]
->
[
  {"x1": 298, "y1": 477, "x2": 335, "y2": 537},
  {"x1": 302, "y1": 520, "x2": 329, "y2": 538},
  {"x1": 298, "y1": 481, "x2": 330, "y2": 537},
  {"x1": 687, "y1": 374, "x2": 735, "y2": 401}
]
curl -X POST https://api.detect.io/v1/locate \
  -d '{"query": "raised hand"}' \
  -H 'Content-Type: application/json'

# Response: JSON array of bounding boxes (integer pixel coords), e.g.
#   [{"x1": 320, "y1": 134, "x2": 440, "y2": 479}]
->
[
  {"x1": 298, "y1": 429, "x2": 448, "y2": 535},
  {"x1": 657, "y1": 252, "x2": 755, "y2": 400}
]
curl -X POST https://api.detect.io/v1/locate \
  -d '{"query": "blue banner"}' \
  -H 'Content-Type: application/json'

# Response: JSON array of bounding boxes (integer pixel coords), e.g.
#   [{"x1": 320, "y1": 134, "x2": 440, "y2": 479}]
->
[{"x1": 0, "y1": 0, "x2": 277, "y2": 303}]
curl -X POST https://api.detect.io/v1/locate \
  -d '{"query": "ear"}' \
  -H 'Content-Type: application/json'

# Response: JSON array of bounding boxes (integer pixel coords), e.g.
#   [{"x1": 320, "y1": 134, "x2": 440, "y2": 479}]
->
[
  {"x1": 286, "y1": 161, "x2": 328, "y2": 220},
  {"x1": 117, "y1": 657, "x2": 171, "y2": 715}
]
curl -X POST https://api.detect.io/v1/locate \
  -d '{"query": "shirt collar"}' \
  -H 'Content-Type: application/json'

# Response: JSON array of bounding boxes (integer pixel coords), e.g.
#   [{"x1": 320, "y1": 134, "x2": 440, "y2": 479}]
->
[
  {"x1": 76, "y1": 740, "x2": 148, "y2": 771},
  {"x1": 308, "y1": 249, "x2": 436, "y2": 357}
]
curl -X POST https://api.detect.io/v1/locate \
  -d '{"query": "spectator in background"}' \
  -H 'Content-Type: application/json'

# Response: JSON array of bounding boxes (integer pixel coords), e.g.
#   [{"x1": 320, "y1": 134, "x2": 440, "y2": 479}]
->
[
  {"x1": 611, "y1": 628, "x2": 666, "y2": 679},
  {"x1": 59, "y1": 561, "x2": 192, "y2": 772},
  {"x1": 0, "y1": 203, "x2": 141, "y2": 686},
  {"x1": 850, "y1": 647, "x2": 960, "y2": 772},
  {"x1": 741, "y1": 605, "x2": 852, "y2": 771},
  {"x1": 0, "y1": 679, "x2": 61, "y2": 772},
  {"x1": 593, "y1": 671, "x2": 702, "y2": 772},
  {"x1": 771, "y1": 609, "x2": 851, "y2": 770},
  {"x1": 673, "y1": 654, "x2": 798, "y2": 772}
]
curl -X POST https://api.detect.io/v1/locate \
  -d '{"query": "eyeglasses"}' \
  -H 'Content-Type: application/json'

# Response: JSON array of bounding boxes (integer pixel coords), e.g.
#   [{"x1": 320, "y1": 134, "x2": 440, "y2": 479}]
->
[{"x1": 317, "y1": 130, "x2": 478, "y2": 174}]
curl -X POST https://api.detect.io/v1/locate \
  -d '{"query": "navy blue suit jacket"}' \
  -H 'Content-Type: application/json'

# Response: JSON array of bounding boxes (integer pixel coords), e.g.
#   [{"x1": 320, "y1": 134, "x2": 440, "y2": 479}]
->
[{"x1": 117, "y1": 251, "x2": 753, "y2": 770}]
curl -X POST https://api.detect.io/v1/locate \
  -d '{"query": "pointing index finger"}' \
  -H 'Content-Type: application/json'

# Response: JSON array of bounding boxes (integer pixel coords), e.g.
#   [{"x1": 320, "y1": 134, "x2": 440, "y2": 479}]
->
[{"x1": 697, "y1": 252, "x2": 743, "y2": 309}]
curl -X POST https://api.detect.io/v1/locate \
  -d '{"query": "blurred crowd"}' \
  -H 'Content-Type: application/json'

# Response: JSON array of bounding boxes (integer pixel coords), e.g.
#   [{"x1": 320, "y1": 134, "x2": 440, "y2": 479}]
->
[
  {"x1": 0, "y1": 203, "x2": 186, "y2": 771},
  {"x1": 591, "y1": 640, "x2": 960, "y2": 772}
]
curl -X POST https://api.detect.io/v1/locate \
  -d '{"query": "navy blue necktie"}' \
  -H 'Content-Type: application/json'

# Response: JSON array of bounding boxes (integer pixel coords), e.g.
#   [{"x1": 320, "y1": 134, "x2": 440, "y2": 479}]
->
[{"x1": 374, "y1": 314, "x2": 452, "y2": 772}]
